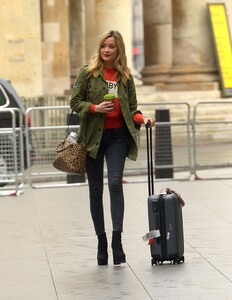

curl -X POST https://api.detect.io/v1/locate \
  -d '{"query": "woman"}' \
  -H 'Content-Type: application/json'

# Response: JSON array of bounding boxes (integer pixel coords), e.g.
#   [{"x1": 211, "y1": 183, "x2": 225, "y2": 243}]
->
[{"x1": 70, "y1": 30, "x2": 155, "y2": 266}]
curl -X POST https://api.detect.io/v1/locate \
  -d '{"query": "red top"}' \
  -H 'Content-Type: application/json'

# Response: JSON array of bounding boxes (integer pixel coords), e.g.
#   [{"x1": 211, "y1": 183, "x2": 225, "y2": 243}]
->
[{"x1": 89, "y1": 68, "x2": 143, "y2": 128}]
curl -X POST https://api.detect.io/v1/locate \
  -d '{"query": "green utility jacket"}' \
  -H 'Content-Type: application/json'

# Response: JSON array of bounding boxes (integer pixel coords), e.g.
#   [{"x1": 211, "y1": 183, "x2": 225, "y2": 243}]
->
[{"x1": 70, "y1": 65, "x2": 141, "y2": 161}]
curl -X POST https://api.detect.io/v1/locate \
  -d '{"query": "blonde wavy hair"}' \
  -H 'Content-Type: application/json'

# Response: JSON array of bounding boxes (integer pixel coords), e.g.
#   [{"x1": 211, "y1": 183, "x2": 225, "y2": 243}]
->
[{"x1": 87, "y1": 30, "x2": 131, "y2": 85}]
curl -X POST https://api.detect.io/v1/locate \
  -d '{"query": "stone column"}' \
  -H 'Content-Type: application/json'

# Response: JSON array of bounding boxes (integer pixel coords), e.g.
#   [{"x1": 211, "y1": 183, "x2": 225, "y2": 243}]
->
[
  {"x1": 69, "y1": 0, "x2": 83, "y2": 79},
  {"x1": 169, "y1": 0, "x2": 219, "y2": 90},
  {"x1": 142, "y1": 0, "x2": 173, "y2": 85},
  {"x1": 69, "y1": 0, "x2": 96, "y2": 83},
  {"x1": 141, "y1": 0, "x2": 225, "y2": 90},
  {"x1": 75, "y1": 0, "x2": 96, "y2": 63}
]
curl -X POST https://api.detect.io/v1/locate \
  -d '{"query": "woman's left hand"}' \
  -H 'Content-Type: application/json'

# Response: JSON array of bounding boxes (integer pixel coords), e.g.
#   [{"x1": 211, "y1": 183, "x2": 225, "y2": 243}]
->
[{"x1": 142, "y1": 117, "x2": 155, "y2": 127}]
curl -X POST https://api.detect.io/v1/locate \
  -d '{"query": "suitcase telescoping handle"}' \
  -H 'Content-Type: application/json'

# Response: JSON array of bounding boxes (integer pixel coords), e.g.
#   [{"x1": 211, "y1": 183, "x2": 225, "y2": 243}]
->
[{"x1": 146, "y1": 121, "x2": 154, "y2": 196}]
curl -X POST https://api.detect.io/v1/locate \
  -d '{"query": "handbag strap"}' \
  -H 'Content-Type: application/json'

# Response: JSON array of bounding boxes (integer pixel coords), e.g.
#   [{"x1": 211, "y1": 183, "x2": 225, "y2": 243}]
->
[
  {"x1": 66, "y1": 111, "x2": 74, "y2": 137},
  {"x1": 66, "y1": 76, "x2": 90, "y2": 140}
]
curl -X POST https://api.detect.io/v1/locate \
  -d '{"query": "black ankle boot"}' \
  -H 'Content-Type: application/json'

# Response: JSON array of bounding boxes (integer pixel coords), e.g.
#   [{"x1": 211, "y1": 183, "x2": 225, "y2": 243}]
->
[
  {"x1": 111, "y1": 231, "x2": 126, "y2": 265},
  {"x1": 97, "y1": 233, "x2": 108, "y2": 265}
]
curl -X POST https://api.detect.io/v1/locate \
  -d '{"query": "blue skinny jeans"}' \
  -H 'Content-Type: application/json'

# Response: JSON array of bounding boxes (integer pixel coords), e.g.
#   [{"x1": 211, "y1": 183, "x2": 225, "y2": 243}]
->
[{"x1": 86, "y1": 127, "x2": 129, "y2": 235}]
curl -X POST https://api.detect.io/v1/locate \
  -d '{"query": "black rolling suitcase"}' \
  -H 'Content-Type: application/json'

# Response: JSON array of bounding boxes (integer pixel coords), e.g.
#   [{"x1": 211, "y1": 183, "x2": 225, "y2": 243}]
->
[{"x1": 145, "y1": 123, "x2": 185, "y2": 266}]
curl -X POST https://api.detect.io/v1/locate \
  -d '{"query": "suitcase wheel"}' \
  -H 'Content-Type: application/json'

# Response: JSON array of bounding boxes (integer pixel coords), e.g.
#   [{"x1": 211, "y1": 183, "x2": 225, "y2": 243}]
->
[
  {"x1": 173, "y1": 256, "x2": 185, "y2": 264},
  {"x1": 151, "y1": 258, "x2": 157, "y2": 266},
  {"x1": 151, "y1": 258, "x2": 164, "y2": 266},
  {"x1": 151, "y1": 258, "x2": 159, "y2": 266}
]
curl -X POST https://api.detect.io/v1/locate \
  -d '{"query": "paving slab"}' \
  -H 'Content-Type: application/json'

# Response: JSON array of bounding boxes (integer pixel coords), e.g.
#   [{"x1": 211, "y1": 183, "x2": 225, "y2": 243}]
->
[{"x1": 0, "y1": 178, "x2": 232, "y2": 299}]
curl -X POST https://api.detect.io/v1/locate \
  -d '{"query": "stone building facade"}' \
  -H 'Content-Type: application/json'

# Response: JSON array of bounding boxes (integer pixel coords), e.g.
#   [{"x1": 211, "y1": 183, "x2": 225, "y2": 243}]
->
[
  {"x1": 0, "y1": 0, "x2": 43, "y2": 97},
  {"x1": 0, "y1": 0, "x2": 231, "y2": 97},
  {"x1": 142, "y1": 0, "x2": 232, "y2": 91}
]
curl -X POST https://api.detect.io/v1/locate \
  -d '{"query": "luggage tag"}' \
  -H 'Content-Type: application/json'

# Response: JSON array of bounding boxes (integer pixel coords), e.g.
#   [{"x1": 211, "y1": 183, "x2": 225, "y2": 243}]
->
[{"x1": 142, "y1": 229, "x2": 161, "y2": 245}]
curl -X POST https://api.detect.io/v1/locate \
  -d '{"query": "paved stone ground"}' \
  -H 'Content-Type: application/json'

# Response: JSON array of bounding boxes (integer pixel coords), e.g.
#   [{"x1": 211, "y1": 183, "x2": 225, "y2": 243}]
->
[{"x1": 1, "y1": 177, "x2": 232, "y2": 299}]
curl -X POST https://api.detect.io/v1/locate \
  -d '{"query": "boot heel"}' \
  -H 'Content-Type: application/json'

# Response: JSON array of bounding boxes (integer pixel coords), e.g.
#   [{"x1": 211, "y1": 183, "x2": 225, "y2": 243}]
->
[
  {"x1": 113, "y1": 251, "x2": 126, "y2": 265},
  {"x1": 98, "y1": 256, "x2": 108, "y2": 265}
]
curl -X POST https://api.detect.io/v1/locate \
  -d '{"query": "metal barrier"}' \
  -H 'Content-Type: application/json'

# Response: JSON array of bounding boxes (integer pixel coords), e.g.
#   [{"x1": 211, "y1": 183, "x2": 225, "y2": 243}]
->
[
  {"x1": 24, "y1": 100, "x2": 232, "y2": 187},
  {"x1": 25, "y1": 102, "x2": 192, "y2": 188},
  {"x1": 124, "y1": 102, "x2": 192, "y2": 181},
  {"x1": 192, "y1": 101, "x2": 232, "y2": 180},
  {"x1": 22, "y1": 95, "x2": 69, "y2": 112},
  {"x1": 0, "y1": 108, "x2": 24, "y2": 194},
  {"x1": 25, "y1": 106, "x2": 86, "y2": 188}
]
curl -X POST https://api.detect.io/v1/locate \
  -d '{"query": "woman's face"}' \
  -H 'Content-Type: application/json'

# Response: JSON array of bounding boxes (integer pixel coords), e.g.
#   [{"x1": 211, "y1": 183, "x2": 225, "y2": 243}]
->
[{"x1": 100, "y1": 36, "x2": 118, "y2": 68}]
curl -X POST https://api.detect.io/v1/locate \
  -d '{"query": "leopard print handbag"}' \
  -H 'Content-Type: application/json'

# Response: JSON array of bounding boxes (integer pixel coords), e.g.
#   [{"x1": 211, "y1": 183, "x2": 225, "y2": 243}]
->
[
  {"x1": 53, "y1": 80, "x2": 89, "y2": 174},
  {"x1": 53, "y1": 140, "x2": 87, "y2": 174}
]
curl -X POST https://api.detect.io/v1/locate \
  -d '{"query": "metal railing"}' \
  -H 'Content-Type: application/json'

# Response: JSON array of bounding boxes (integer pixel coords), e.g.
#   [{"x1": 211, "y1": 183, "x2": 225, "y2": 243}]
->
[
  {"x1": 1, "y1": 98, "x2": 232, "y2": 191},
  {"x1": 24, "y1": 102, "x2": 192, "y2": 188},
  {"x1": 25, "y1": 106, "x2": 85, "y2": 188},
  {"x1": 125, "y1": 102, "x2": 192, "y2": 181},
  {"x1": 0, "y1": 108, "x2": 24, "y2": 194},
  {"x1": 192, "y1": 101, "x2": 232, "y2": 180}
]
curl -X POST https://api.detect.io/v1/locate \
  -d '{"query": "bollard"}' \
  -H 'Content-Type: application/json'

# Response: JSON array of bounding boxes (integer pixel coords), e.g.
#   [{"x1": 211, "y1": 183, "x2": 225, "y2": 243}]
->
[
  {"x1": 155, "y1": 108, "x2": 173, "y2": 179},
  {"x1": 66, "y1": 113, "x2": 86, "y2": 183}
]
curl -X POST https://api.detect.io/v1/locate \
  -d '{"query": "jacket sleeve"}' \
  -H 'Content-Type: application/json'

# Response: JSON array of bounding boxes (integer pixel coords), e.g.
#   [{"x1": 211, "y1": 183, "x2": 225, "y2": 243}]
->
[
  {"x1": 70, "y1": 65, "x2": 92, "y2": 119},
  {"x1": 127, "y1": 75, "x2": 142, "y2": 117}
]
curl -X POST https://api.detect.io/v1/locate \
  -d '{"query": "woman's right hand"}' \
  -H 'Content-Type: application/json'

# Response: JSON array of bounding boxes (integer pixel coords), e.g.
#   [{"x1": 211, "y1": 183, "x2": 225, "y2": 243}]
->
[{"x1": 95, "y1": 101, "x2": 114, "y2": 113}]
